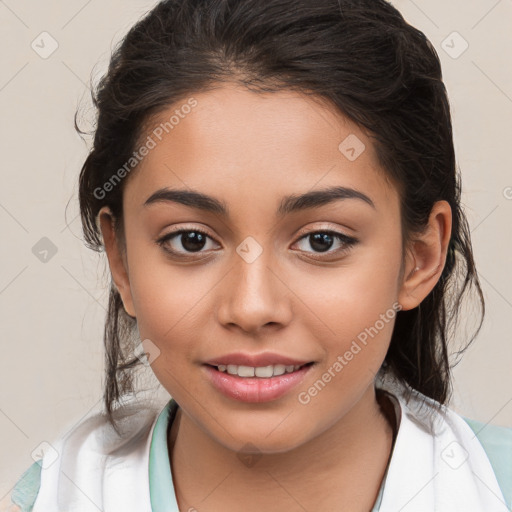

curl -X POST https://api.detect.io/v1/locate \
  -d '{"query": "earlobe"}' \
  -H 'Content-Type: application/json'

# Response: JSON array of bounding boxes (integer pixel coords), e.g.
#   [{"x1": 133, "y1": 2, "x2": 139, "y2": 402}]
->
[
  {"x1": 398, "y1": 200, "x2": 452, "y2": 311},
  {"x1": 97, "y1": 206, "x2": 136, "y2": 318}
]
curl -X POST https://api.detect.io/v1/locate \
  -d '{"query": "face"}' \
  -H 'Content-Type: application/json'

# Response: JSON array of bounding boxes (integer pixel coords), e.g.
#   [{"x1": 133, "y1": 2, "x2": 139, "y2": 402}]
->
[{"x1": 102, "y1": 83, "x2": 420, "y2": 454}]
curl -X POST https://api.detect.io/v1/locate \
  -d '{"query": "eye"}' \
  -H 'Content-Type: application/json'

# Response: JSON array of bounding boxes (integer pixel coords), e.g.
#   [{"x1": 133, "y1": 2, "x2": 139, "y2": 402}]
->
[
  {"x1": 156, "y1": 227, "x2": 357, "y2": 259},
  {"x1": 157, "y1": 227, "x2": 220, "y2": 256},
  {"x1": 292, "y1": 230, "x2": 358, "y2": 257}
]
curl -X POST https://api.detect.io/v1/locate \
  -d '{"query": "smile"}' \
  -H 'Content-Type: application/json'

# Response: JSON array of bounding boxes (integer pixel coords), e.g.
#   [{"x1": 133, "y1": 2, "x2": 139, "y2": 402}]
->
[
  {"x1": 213, "y1": 363, "x2": 309, "y2": 378},
  {"x1": 203, "y1": 362, "x2": 315, "y2": 403}
]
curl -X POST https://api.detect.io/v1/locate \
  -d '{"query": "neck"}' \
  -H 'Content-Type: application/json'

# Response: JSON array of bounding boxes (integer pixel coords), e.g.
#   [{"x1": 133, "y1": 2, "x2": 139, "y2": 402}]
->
[{"x1": 168, "y1": 383, "x2": 397, "y2": 511}]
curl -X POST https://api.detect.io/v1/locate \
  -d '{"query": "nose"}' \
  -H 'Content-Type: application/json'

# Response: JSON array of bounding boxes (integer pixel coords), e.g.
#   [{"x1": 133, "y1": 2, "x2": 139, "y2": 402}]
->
[{"x1": 216, "y1": 243, "x2": 293, "y2": 335}]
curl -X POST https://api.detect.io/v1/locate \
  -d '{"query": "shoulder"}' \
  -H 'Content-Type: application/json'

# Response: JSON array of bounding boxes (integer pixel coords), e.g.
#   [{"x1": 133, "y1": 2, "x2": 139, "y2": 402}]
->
[
  {"x1": 3, "y1": 398, "x2": 163, "y2": 512},
  {"x1": 2, "y1": 459, "x2": 42, "y2": 512},
  {"x1": 462, "y1": 416, "x2": 512, "y2": 509},
  {"x1": 379, "y1": 374, "x2": 512, "y2": 508}
]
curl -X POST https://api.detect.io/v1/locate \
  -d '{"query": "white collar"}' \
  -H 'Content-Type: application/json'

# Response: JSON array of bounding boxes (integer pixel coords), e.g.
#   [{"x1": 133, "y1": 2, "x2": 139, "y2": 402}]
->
[
  {"x1": 375, "y1": 369, "x2": 508, "y2": 511},
  {"x1": 31, "y1": 373, "x2": 508, "y2": 512}
]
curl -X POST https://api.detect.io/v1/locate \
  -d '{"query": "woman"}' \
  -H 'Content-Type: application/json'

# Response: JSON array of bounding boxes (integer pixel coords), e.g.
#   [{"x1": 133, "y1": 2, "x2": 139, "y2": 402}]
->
[{"x1": 7, "y1": 0, "x2": 511, "y2": 510}]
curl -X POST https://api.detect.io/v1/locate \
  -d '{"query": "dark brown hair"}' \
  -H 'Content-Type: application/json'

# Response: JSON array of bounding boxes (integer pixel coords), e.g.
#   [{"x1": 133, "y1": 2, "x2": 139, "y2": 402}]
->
[{"x1": 76, "y1": 0, "x2": 484, "y2": 433}]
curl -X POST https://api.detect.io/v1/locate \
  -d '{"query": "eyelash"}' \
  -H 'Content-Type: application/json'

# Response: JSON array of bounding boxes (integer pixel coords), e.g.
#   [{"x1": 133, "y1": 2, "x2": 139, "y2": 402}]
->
[{"x1": 156, "y1": 227, "x2": 358, "y2": 259}]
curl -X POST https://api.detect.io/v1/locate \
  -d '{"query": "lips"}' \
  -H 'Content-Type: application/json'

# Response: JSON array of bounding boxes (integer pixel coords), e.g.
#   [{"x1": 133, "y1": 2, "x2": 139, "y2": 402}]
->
[{"x1": 203, "y1": 362, "x2": 314, "y2": 403}]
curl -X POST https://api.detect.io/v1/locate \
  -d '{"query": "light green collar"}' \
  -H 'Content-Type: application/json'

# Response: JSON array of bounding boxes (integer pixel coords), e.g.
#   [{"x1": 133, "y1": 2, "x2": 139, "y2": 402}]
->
[{"x1": 149, "y1": 398, "x2": 181, "y2": 512}]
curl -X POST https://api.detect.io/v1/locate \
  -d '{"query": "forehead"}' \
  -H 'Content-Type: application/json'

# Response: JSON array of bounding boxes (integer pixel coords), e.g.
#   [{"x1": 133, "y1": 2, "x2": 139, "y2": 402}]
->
[{"x1": 124, "y1": 84, "x2": 398, "y2": 212}]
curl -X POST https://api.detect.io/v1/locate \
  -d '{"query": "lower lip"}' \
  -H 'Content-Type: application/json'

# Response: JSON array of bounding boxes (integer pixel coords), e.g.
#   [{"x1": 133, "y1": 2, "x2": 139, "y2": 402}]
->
[{"x1": 203, "y1": 364, "x2": 314, "y2": 403}]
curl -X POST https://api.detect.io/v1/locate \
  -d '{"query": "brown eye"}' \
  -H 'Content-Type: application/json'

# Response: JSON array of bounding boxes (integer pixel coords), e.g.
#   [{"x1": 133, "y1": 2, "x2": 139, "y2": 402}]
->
[
  {"x1": 157, "y1": 228, "x2": 219, "y2": 256},
  {"x1": 293, "y1": 231, "x2": 358, "y2": 256}
]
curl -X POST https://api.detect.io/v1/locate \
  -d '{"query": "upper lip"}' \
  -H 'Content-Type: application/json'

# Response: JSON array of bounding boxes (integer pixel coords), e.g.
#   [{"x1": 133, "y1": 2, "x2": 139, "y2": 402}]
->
[{"x1": 204, "y1": 352, "x2": 313, "y2": 367}]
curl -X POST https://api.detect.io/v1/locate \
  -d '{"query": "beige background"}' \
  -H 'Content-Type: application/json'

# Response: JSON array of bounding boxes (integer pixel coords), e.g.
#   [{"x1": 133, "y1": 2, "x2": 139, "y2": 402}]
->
[{"x1": 1, "y1": 0, "x2": 511, "y2": 498}]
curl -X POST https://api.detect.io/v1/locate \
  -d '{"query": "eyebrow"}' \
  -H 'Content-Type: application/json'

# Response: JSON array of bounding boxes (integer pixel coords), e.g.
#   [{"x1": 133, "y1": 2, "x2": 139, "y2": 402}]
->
[{"x1": 143, "y1": 185, "x2": 375, "y2": 217}]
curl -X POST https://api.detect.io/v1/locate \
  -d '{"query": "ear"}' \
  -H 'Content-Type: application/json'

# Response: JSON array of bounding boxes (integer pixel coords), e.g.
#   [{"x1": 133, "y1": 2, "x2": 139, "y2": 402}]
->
[
  {"x1": 398, "y1": 200, "x2": 452, "y2": 311},
  {"x1": 97, "y1": 206, "x2": 136, "y2": 318}
]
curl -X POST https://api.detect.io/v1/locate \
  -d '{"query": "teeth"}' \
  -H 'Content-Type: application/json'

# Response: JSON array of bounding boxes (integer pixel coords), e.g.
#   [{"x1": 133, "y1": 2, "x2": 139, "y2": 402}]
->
[{"x1": 218, "y1": 363, "x2": 304, "y2": 377}]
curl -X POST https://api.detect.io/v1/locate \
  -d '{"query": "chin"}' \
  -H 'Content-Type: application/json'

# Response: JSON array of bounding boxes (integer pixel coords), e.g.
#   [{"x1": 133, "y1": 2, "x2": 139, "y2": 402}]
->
[{"x1": 210, "y1": 421, "x2": 310, "y2": 455}]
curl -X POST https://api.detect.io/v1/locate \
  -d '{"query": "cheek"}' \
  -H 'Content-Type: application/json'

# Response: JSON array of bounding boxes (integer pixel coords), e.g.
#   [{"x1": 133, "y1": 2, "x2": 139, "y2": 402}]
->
[
  {"x1": 129, "y1": 265, "x2": 206, "y2": 395},
  {"x1": 124, "y1": 228, "x2": 198, "y2": 328},
  {"x1": 290, "y1": 231, "x2": 402, "y2": 390},
  {"x1": 130, "y1": 267, "x2": 205, "y2": 342},
  {"x1": 296, "y1": 238, "x2": 402, "y2": 337},
  {"x1": 126, "y1": 245, "x2": 219, "y2": 372}
]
